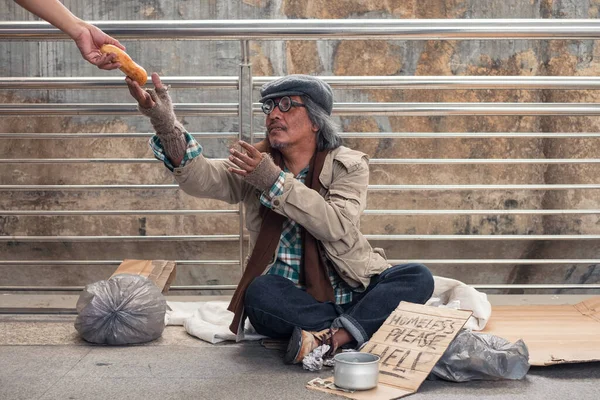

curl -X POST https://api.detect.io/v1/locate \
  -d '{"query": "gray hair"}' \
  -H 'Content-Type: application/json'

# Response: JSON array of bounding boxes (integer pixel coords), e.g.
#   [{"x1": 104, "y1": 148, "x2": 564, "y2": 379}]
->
[{"x1": 302, "y1": 95, "x2": 342, "y2": 151}]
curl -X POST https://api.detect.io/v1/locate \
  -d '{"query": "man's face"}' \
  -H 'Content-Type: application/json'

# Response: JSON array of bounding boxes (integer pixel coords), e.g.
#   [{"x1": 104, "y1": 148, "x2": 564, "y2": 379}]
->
[{"x1": 265, "y1": 96, "x2": 316, "y2": 150}]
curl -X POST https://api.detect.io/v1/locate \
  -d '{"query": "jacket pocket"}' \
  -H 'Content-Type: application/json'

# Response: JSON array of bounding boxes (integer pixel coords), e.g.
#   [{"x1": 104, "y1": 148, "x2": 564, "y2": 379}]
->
[
  {"x1": 322, "y1": 234, "x2": 375, "y2": 290},
  {"x1": 366, "y1": 248, "x2": 391, "y2": 276}
]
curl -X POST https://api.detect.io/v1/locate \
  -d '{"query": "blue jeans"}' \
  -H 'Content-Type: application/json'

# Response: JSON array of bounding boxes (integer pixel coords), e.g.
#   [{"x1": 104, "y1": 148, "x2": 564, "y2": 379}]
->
[{"x1": 244, "y1": 263, "x2": 434, "y2": 348}]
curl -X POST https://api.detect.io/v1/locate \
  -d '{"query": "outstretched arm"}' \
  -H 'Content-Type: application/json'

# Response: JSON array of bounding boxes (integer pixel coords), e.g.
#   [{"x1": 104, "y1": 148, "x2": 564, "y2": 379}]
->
[
  {"x1": 127, "y1": 73, "x2": 187, "y2": 167},
  {"x1": 14, "y1": 0, "x2": 125, "y2": 70}
]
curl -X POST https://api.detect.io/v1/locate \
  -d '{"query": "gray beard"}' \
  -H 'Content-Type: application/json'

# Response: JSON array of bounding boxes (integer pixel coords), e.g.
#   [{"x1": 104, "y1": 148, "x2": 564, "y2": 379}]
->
[
  {"x1": 270, "y1": 141, "x2": 289, "y2": 150},
  {"x1": 266, "y1": 130, "x2": 290, "y2": 150}
]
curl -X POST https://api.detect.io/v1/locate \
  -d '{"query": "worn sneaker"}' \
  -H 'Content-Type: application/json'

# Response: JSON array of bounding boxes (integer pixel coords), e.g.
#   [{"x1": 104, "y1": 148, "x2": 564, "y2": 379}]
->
[{"x1": 284, "y1": 326, "x2": 339, "y2": 365}]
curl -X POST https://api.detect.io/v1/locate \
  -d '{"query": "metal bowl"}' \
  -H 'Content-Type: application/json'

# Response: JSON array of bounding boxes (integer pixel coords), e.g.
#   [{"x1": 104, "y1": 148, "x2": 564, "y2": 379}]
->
[{"x1": 333, "y1": 352, "x2": 380, "y2": 391}]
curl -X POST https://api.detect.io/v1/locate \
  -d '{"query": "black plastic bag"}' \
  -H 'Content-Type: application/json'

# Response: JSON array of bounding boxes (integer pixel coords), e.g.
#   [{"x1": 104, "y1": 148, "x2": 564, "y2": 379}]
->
[
  {"x1": 75, "y1": 274, "x2": 167, "y2": 345},
  {"x1": 431, "y1": 329, "x2": 530, "y2": 382}
]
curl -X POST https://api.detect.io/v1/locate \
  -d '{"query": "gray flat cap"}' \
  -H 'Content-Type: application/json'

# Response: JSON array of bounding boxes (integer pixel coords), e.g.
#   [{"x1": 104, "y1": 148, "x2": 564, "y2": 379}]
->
[{"x1": 259, "y1": 74, "x2": 333, "y2": 115}]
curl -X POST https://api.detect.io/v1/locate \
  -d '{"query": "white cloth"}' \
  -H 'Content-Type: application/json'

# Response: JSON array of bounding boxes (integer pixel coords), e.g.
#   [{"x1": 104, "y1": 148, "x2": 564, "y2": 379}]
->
[
  {"x1": 165, "y1": 301, "x2": 266, "y2": 344},
  {"x1": 165, "y1": 276, "x2": 491, "y2": 344},
  {"x1": 425, "y1": 276, "x2": 492, "y2": 331}
]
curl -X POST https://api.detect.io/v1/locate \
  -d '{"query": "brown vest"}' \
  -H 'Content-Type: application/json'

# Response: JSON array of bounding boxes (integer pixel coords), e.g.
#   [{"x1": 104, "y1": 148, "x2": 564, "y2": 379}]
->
[{"x1": 227, "y1": 149, "x2": 335, "y2": 333}]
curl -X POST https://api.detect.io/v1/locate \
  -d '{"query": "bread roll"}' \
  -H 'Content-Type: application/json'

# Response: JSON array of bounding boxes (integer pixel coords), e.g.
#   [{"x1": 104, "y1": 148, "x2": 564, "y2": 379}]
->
[{"x1": 100, "y1": 44, "x2": 148, "y2": 86}]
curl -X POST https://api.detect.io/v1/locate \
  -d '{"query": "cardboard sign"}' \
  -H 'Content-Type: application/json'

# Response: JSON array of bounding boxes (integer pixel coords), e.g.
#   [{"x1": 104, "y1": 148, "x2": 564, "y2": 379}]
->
[{"x1": 307, "y1": 302, "x2": 472, "y2": 399}]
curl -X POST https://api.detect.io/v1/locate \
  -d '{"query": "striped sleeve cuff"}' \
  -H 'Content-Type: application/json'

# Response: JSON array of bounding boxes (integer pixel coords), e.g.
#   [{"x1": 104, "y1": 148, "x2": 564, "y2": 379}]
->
[
  {"x1": 149, "y1": 131, "x2": 203, "y2": 171},
  {"x1": 259, "y1": 171, "x2": 286, "y2": 208}
]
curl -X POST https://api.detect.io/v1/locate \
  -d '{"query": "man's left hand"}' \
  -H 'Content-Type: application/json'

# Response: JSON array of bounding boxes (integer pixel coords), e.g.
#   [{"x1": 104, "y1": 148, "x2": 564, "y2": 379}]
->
[
  {"x1": 228, "y1": 141, "x2": 263, "y2": 177},
  {"x1": 229, "y1": 141, "x2": 281, "y2": 191}
]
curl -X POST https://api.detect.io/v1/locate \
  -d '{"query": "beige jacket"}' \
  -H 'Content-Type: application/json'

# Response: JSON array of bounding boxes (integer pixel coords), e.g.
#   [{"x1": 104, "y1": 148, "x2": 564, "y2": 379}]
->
[{"x1": 172, "y1": 145, "x2": 390, "y2": 290}]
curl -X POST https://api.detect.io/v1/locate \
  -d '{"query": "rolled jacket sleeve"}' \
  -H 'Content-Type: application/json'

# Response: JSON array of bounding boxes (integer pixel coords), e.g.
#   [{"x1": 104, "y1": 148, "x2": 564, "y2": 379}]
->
[{"x1": 259, "y1": 171, "x2": 287, "y2": 208}]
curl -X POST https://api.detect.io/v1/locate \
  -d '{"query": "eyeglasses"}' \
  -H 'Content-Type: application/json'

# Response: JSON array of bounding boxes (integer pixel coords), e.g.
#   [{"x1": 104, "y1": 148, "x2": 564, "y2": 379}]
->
[{"x1": 261, "y1": 96, "x2": 306, "y2": 115}]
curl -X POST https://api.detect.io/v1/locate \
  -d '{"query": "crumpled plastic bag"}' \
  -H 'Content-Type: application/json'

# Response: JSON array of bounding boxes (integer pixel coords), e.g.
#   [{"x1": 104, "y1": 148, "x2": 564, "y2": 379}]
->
[
  {"x1": 74, "y1": 274, "x2": 167, "y2": 345},
  {"x1": 431, "y1": 329, "x2": 530, "y2": 382}
]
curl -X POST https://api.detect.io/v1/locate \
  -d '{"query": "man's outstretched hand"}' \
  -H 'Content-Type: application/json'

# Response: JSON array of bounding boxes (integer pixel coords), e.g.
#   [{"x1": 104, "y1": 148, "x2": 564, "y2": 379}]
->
[{"x1": 126, "y1": 73, "x2": 165, "y2": 109}]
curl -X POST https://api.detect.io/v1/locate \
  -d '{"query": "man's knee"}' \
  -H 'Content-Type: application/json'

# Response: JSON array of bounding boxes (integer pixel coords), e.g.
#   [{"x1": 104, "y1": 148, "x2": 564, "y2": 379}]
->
[
  {"x1": 244, "y1": 274, "x2": 285, "y2": 308},
  {"x1": 410, "y1": 263, "x2": 435, "y2": 299},
  {"x1": 403, "y1": 262, "x2": 433, "y2": 280},
  {"x1": 385, "y1": 263, "x2": 435, "y2": 302}
]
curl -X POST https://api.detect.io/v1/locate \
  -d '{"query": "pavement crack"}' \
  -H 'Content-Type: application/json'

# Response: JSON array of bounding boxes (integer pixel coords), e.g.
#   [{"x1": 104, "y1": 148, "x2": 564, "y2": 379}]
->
[{"x1": 36, "y1": 347, "x2": 93, "y2": 400}]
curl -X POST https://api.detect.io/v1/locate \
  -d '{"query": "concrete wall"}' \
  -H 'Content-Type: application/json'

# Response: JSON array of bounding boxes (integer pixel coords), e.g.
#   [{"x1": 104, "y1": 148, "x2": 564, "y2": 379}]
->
[{"x1": 0, "y1": 0, "x2": 598, "y2": 294}]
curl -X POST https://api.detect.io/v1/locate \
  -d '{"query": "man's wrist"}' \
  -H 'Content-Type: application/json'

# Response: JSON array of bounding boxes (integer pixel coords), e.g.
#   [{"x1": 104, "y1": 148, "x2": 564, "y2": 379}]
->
[
  {"x1": 138, "y1": 104, "x2": 176, "y2": 134},
  {"x1": 245, "y1": 154, "x2": 282, "y2": 192}
]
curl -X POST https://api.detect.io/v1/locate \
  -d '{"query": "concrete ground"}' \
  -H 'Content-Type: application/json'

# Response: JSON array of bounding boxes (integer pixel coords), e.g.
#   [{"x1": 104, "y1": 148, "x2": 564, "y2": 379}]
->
[{"x1": 1, "y1": 295, "x2": 599, "y2": 400}]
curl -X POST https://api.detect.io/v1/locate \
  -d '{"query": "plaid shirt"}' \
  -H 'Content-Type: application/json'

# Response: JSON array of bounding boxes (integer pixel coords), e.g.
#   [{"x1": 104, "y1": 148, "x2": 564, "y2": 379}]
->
[
  {"x1": 151, "y1": 133, "x2": 355, "y2": 304},
  {"x1": 260, "y1": 169, "x2": 355, "y2": 305}
]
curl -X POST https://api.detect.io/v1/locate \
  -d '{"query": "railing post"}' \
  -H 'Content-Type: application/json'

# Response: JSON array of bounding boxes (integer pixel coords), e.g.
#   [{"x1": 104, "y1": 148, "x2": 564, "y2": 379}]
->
[{"x1": 238, "y1": 40, "x2": 253, "y2": 273}]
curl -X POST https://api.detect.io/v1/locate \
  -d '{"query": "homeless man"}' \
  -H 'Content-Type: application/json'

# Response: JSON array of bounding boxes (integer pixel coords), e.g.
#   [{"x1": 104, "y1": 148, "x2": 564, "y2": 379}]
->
[{"x1": 126, "y1": 72, "x2": 435, "y2": 364}]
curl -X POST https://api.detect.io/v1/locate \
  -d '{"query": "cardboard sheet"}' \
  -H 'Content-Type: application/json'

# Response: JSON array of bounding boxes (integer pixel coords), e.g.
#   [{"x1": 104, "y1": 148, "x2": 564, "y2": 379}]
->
[
  {"x1": 482, "y1": 296, "x2": 600, "y2": 366},
  {"x1": 110, "y1": 259, "x2": 176, "y2": 294},
  {"x1": 307, "y1": 302, "x2": 472, "y2": 399}
]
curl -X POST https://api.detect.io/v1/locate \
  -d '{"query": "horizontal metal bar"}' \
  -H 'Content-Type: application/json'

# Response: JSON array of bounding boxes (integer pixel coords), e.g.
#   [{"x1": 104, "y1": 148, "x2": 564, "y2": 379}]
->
[
  {"x1": 0, "y1": 286, "x2": 90, "y2": 292},
  {"x1": 0, "y1": 285, "x2": 239, "y2": 292},
  {"x1": 1, "y1": 234, "x2": 600, "y2": 242},
  {"x1": 4, "y1": 103, "x2": 600, "y2": 117},
  {"x1": 0, "y1": 235, "x2": 238, "y2": 242},
  {"x1": 259, "y1": 132, "x2": 600, "y2": 139},
  {"x1": 254, "y1": 76, "x2": 600, "y2": 90},
  {"x1": 1, "y1": 284, "x2": 598, "y2": 292},
  {"x1": 366, "y1": 235, "x2": 600, "y2": 240},
  {"x1": 0, "y1": 259, "x2": 597, "y2": 266},
  {"x1": 3, "y1": 132, "x2": 600, "y2": 140},
  {"x1": 0, "y1": 210, "x2": 238, "y2": 216},
  {"x1": 0, "y1": 158, "x2": 216, "y2": 164},
  {"x1": 4, "y1": 184, "x2": 600, "y2": 191},
  {"x1": 472, "y1": 284, "x2": 600, "y2": 289},
  {"x1": 0, "y1": 132, "x2": 237, "y2": 139},
  {"x1": 0, "y1": 103, "x2": 238, "y2": 116},
  {"x1": 2, "y1": 209, "x2": 597, "y2": 217},
  {"x1": 171, "y1": 285, "x2": 237, "y2": 291},
  {"x1": 369, "y1": 184, "x2": 600, "y2": 191},
  {"x1": 363, "y1": 209, "x2": 600, "y2": 215},
  {"x1": 369, "y1": 158, "x2": 600, "y2": 165},
  {"x1": 255, "y1": 103, "x2": 600, "y2": 116},
  {"x1": 5, "y1": 158, "x2": 600, "y2": 165},
  {"x1": 0, "y1": 158, "x2": 160, "y2": 164},
  {"x1": 4, "y1": 20, "x2": 600, "y2": 40},
  {"x1": 6, "y1": 76, "x2": 600, "y2": 90},
  {"x1": 388, "y1": 259, "x2": 600, "y2": 264},
  {"x1": 0, "y1": 260, "x2": 239, "y2": 265},
  {"x1": 0, "y1": 308, "x2": 77, "y2": 315},
  {"x1": 0, "y1": 77, "x2": 238, "y2": 90},
  {"x1": 0, "y1": 184, "x2": 180, "y2": 191}
]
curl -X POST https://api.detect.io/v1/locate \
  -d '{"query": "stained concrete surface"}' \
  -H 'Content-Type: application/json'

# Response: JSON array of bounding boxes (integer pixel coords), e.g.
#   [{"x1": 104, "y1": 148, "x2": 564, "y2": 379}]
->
[
  {"x1": 0, "y1": 308, "x2": 599, "y2": 400},
  {"x1": 1, "y1": 341, "x2": 598, "y2": 400}
]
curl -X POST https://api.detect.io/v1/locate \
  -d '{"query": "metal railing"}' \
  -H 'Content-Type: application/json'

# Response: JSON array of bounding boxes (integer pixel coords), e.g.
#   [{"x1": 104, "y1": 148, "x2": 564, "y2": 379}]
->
[
  {"x1": 1, "y1": 19, "x2": 600, "y2": 295},
  {"x1": 4, "y1": 19, "x2": 600, "y2": 40}
]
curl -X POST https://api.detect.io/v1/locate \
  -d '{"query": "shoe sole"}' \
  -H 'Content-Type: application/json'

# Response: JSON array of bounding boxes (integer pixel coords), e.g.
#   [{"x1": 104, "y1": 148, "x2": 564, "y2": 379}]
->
[{"x1": 283, "y1": 326, "x2": 302, "y2": 365}]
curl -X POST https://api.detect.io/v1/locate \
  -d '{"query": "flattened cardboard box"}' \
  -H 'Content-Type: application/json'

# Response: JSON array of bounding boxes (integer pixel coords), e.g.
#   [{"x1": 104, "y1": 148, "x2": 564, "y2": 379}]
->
[
  {"x1": 307, "y1": 302, "x2": 472, "y2": 399},
  {"x1": 483, "y1": 296, "x2": 600, "y2": 366},
  {"x1": 111, "y1": 259, "x2": 176, "y2": 294}
]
